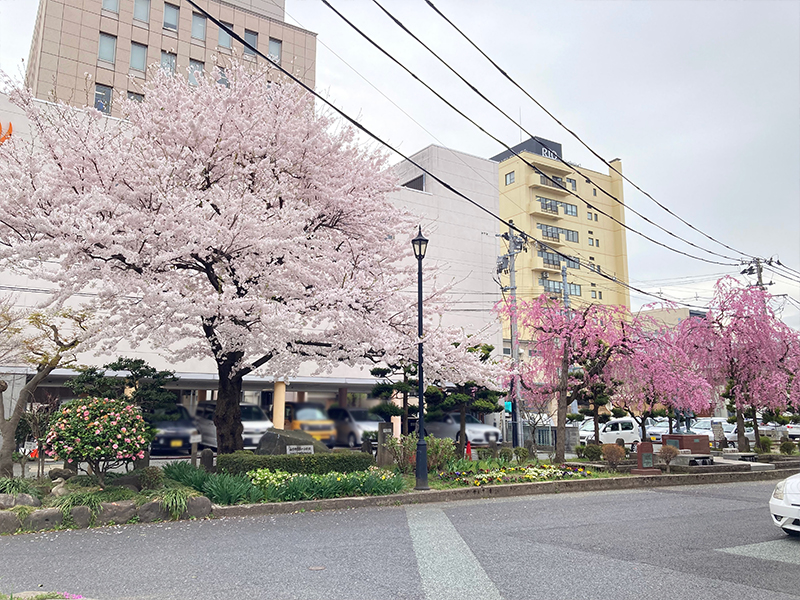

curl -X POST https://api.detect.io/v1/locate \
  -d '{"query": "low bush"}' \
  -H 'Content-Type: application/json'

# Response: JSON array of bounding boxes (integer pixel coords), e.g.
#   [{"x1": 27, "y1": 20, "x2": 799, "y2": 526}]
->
[
  {"x1": 0, "y1": 476, "x2": 41, "y2": 498},
  {"x1": 574, "y1": 445, "x2": 586, "y2": 459},
  {"x1": 499, "y1": 447, "x2": 514, "y2": 462},
  {"x1": 514, "y1": 447, "x2": 529, "y2": 463},
  {"x1": 476, "y1": 448, "x2": 493, "y2": 461},
  {"x1": 758, "y1": 436, "x2": 773, "y2": 453},
  {"x1": 601, "y1": 444, "x2": 625, "y2": 468},
  {"x1": 217, "y1": 450, "x2": 375, "y2": 476},
  {"x1": 780, "y1": 440, "x2": 796, "y2": 455},
  {"x1": 249, "y1": 467, "x2": 404, "y2": 502},
  {"x1": 426, "y1": 436, "x2": 457, "y2": 471},
  {"x1": 202, "y1": 473, "x2": 263, "y2": 505},
  {"x1": 439, "y1": 464, "x2": 592, "y2": 487},
  {"x1": 383, "y1": 434, "x2": 417, "y2": 474},
  {"x1": 139, "y1": 466, "x2": 164, "y2": 490},
  {"x1": 583, "y1": 444, "x2": 603, "y2": 462}
]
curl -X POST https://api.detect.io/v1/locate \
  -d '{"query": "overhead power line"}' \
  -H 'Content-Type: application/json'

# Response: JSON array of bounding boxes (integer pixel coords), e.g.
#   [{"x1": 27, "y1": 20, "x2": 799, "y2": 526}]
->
[
  {"x1": 183, "y1": 1, "x2": 751, "y2": 312},
  {"x1": 321, "y1": 0, "x2": 738, "y2": 267},
  {"x1": 422, "y1": 0, "x2": 758, "y2": 263}
]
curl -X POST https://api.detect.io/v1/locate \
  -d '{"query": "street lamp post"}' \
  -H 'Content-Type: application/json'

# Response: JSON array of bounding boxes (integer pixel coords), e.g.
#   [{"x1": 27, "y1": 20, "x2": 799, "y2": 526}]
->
[{"x1": 412, "y1": 226, "x2": 429, "y2": 491}]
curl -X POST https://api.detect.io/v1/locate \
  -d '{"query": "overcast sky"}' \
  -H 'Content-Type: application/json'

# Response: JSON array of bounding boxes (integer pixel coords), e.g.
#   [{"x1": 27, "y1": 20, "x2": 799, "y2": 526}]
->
[{"x1": 1, "y1": 0, "x2": 799, "y2": 325}]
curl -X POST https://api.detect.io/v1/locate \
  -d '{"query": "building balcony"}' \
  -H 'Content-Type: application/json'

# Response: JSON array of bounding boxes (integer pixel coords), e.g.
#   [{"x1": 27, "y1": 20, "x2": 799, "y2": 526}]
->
[
  {"x1": 538, "y1": 231, "x2": 563, "y2": 246},
  {"x1": 535, "y1": 258, "x2": 562, "y2": 274},
  {"x1": 529, "y1": 199, "x2": 562, "y2": 220},
  {"x1": 531, "y1": 175, "x2": 571, "y2": 196}
]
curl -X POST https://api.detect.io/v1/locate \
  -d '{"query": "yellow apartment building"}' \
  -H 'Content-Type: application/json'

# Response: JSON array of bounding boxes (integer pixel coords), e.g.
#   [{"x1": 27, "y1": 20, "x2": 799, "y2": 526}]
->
[
  {"x1": 25, "y1": 0, "x2": 316, "y2": 117},
  {"x1": 493, "y1": 136, "x2": 630, "y2": 314}
]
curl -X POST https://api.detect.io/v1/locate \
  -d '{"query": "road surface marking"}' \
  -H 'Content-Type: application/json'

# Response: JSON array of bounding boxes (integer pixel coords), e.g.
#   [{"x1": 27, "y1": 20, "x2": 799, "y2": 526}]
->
[
  {"x1": 406, "y1": 506, "x2": 502, "y2": 600},
  {"x1": 718, "y1": 539, "x2": 800, "y2": 565}
]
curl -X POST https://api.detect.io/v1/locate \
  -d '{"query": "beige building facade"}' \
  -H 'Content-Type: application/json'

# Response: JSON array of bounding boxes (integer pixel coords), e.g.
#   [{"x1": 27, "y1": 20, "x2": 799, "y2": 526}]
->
[
  {"x1": 493, "y1": 136, "x2": 630, "y2": 311},
  {"x1": 26, "y1": 0, "x2": 316, "y2": 116}
]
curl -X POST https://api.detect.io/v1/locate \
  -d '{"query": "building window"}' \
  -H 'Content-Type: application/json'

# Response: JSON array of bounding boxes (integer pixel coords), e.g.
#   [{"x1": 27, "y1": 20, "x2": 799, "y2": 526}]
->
[
  {"x1": 587, "y1": 211, "x2": 592, "y2": 220},
  {"x1": 566, "y1": 256, "x2": 580, "y2": 269},
  {"x1": 595, "y1": 238, "x2": 600, "y2": 248},
  {"x1": 189, "y1": 59, "x2": 204, "y2": 86},
  {"x1": 588, "y1": 238, "x2": 594, "y2": 247},
  {"x1": 192, "y1": 13, "x2": 206, "y2": 41},
  {"x1": 130, "y1": 42, "x2": 147, "y2": 72},
  {"x1": 562, "y1": 203, "x2": 577, "y2": 217},
  {"x1": 594, "y1": 213, "x2": 598, "y2": 221},
  {"x1": 98, "y1": 33, "x2": 116, "y2": 64},
  {"x1": 102, "y1": 0, "x2": 119, "y2": 13},
  {"x1": 218, "y1": 22, "x2": 233, "y2": 49},
  {"x1": 505, "y1": 172, "x2": 515, "y2": 186},
  {"x1": 127, "y1": 91, "x2": 144, "y2": 102},
  {"x1": 268, "y1": 38, "x2": 282, "y2": 64},
  {"x1": 566, "y1": 177, "x2": 577, "y2": 191},
  {"x1": 94, "y1": 84, "x2": 112, "y2": 114},
  {"x1": 161, "y1": 51, "x2": 176, "y2": 74},
  {"x1": 502, "y1": 346, "x2": 511, "y2": 356},
  {"x1": 163, "y1": 3, "x2": 179, "y2": 31},
  {"x1": 133, "y1": 0, "x2": 150, "y2": 22},
  {"x1": 244, "y1": 30, "x2": 258, "y2": 55},
  {"x1": 593, "y1": 188, "x2": 597, "y2": 196},
  {"x1": 591, "y1": 291, "x2": 597, "y2": 299},
  {"x1": 598, "y1": 291, "x2": 603, "y2": 299},
  {"x1": 536, "y1": 223, "x2": 578, "y2": 244},
  {"x1": 564, "y1": 230, "x2": 578, "y2": 243}
]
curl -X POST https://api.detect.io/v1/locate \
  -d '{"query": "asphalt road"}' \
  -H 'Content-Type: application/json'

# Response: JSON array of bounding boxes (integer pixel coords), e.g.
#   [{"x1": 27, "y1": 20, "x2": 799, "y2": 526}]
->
[{"x1": 1, "y1": 480, "x2": 798, "y2": 600}]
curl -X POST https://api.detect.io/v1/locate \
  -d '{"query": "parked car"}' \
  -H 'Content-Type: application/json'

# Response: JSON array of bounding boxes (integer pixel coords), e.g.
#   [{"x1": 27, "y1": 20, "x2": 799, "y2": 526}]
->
[
  {"x1": 688, "y1": 418, "x2": 729, "y2": 447},
  {"x1": 645, "y1": 417, "x2": 670, "y2": 443},
  {"x1": 424, "y1": 413, "x2": 502, "y2": 447},
  {"x1": 194, "y1": 402, "x2": 273, "y2": 449},
  {"x1": 584, "y1": 417, "x2": 641, "y2": 450},
  {"x1": 726, "y1": 423, "x2": 788, "y2": 448},
  {"x1": 578, "y1": 419, "x2": 596, "y2": 445},
  {"x1": 143, "y1": 404, "x2": 201, "y2": 455},
  {"x1": 725, "y1": 424, "x2": 755, "y2": 449},
  {"x1": 786, "y1": 422, "x2": 800, "y2": 440},
  {"x1": 284, "y1": 402, "x2": 336, "y2": 447},
  {"x1": 770, "y1": 473, "x2": 800, "y2": 537},
  {"x1": 327, "y1": 407, "x2": 384, "y2": 448}
]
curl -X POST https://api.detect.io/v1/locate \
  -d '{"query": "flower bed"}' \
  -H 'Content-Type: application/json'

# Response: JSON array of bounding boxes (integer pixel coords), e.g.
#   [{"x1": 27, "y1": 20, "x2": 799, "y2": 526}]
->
[
  {"x1": 437, "y1": 464, "x2": 592, "y2": 487},
  {"x1": 249, "y1": 466, "x2": 404, "y2": 502}
]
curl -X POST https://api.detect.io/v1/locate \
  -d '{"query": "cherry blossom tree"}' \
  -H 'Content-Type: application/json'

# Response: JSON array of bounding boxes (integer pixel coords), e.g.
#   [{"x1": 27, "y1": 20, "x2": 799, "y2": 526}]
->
[
  {"x1": 497, "y1": 296, "x2": 634, "y2": 462},
  {"x1": 0, "y1": 61, "x2": 496, "y2": 454},
  {"x1": 611, "y1": 324, "x2": 712, "y2": 441},
  {"x1": 679, "y1": 277, "x2": 800, "y2": 449},
  {"x1": 0, "y1": 305, "x2": 90, "y2": 477}
]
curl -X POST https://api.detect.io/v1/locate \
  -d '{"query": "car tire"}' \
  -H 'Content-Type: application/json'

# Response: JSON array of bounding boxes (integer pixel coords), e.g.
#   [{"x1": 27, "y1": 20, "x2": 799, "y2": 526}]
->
[
  {"x1": 782, "y1": 528, "x2": 800, "y2": 537},
  {"x1": 348, "y1": 433, "x2": 357, "y2": 448}
]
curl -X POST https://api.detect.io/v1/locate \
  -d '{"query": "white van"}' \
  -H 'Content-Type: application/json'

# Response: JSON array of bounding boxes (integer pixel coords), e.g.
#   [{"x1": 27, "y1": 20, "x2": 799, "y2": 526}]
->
[{"x1": 585, "y1": 417, "x2": 641, "y2": 450}]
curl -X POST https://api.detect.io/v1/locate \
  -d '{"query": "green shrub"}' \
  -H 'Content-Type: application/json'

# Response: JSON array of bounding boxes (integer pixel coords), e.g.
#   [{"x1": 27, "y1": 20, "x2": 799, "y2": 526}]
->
[
  {"x1": 0, "y1": 477, "x2": 40, "y2": 497},
  {"x1": 602, "y1": 444, "x2": 625, "y2": 468},
  {"x1": 426, "y1": 435, "x2": 457, "y2": 471},
  {"x1": 583, "y1": 444, "x2": 603, "y2": 462},
  {"x1": 383, "y1": 434, "x2": 417, "y2": 474},
  {"x1": 139, "y1": 466, "x2": 164, "y2": 490},
  {"x1": 574, "y1": 445, "x2": 586, "y2": 459},
  {"x1": 202, "y1": 473, "x2": 263, "y2": 505},
  {"x1": 217, "y1": 450, "x2": 375, "y2": 476},
  {"x1": 499, "y1": 447, "x2": 514, "y2": 462},
  {"x1": 476, "y1": 448, "x2": 493, "y2": 461},
  {"x1": 163, "y1": 461, "x2": 210, "y2": 490},
  {"x1": 249, "y1": 467, "x2": 404, "y2": 503},
  {"x1": 780, "y1": 440, "x2": 796, "y2": 455},
  {"x1": 757, "y1": 436, "x2": 773, "y2": 453},
  {"x1": 513, "y1": 447, "x2": 529, "y2": 463}
]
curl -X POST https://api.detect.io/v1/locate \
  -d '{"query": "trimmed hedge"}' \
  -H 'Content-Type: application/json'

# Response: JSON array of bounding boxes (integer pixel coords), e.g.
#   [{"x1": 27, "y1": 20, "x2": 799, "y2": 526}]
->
[{"x1": 217, "y1": 450, "x2": 375, "y2": 476}]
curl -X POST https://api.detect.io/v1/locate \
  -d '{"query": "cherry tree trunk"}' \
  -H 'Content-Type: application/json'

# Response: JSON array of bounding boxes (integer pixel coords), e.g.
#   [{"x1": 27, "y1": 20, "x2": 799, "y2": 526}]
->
[{"x1": 214, "y1": 354, "x2": 244, "y2": 455}]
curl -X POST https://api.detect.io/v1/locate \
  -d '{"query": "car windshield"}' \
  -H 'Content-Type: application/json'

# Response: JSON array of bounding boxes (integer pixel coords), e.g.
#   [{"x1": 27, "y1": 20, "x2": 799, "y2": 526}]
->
[
  {"x1": 460, "y1": 415, "x2": 481, "y2": 424},
  {"x1": 144, "y1": 405, "x2": 190, "y2": 423},
  {"x1": 580, "y1": 420, "x2": 594, "y2": 431},
  {"x1": 349, "y1": 409, "x2": 383, "y2": 422},
  {"x1": 240, "y1": 405, "x2": 268, "y2": 421},
  {"x1": 723, "y1": 423, "x2": 735, "y2": 433},
  {"x1": 693, "y1": 421, "x2": 712, "y2": 429},
  {"x1": 296, "y1": 406, "x2": 327, "y2": 420}
]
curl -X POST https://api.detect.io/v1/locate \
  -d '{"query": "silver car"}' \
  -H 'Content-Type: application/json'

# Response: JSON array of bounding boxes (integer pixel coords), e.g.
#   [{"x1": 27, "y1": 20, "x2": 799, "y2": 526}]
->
[
  {"x1": 327, "y1": 407, "x2": 384, "y2": 448},
  {"x1": 195, "y1": 402, "x2": 273, "y2": 449},
  {"x1": 425, "y1": 413, "x2": 502, "y2": 447}
]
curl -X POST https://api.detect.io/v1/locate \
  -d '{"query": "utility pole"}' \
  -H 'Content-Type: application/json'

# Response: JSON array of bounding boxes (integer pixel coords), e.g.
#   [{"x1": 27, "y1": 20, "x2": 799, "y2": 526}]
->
[
  {"x1": 555, "y1": 265, "x2": 570, "y2": 462},
  {"x1": 755, "y1": 258, "x2": 764, "y2": 289},
  {"x1": 499, "y1": 221, "x2": 525, "y2": 447}
]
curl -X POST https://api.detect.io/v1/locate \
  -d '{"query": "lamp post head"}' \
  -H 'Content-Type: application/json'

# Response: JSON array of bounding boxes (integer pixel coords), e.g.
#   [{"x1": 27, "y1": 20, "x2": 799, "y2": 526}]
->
[{"x1": 412, "y1": 226, "x2": 428, "y2": 260}]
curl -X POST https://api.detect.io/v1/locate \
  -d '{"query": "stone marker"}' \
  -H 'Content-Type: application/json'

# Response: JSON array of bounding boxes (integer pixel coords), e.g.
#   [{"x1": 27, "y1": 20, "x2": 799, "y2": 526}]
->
[
  {"x1": 376, "y1": 422, "x2": 394, "y2": 468},
  {"x1": 256, "y1": 429, "x2": 330, "y2": 456},
  {"x1": 200, "y1": 448, "x2": 215, "y2": 472},
  {"x1": 631, "y1": 442, "x2": 661, "y2": 476}
]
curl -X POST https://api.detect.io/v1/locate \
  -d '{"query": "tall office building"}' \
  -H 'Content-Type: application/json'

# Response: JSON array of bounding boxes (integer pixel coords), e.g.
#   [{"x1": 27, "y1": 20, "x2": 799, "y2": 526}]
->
[
  {"x1": 25, "y1": 0, "x2": 316, "y2": 116},
  {"x1": 492, "y1": 137, "x2": 630, "y2": 312}
]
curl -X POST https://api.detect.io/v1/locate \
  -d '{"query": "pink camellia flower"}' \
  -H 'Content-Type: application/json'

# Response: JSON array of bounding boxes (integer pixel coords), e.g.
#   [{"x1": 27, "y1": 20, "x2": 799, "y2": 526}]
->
[
  {"x1": 112, "y1": 444, "x2": 118, "y2": 449},
  {"x1": 125, "y1": 438, "x2": 131, "y2": 443},
  {"x1": 121, "y1": 427, "x2": 127, "y2": 433}
]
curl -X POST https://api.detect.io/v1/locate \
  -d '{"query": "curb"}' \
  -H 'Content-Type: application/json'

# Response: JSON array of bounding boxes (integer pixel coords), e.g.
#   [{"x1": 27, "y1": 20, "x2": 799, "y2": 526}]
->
[{"x1": 211, "y1": 467, "x2": 800, "y2": 518}]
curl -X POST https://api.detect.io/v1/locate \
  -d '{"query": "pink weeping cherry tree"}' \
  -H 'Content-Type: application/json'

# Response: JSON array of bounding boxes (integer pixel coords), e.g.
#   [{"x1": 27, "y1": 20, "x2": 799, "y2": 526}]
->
[
  {"x1": 0, "y1": 60, "x2": 496, "y2": 454},
  {"x1": 678, "y1": 277, "x2": 800, "y2": 450}
]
